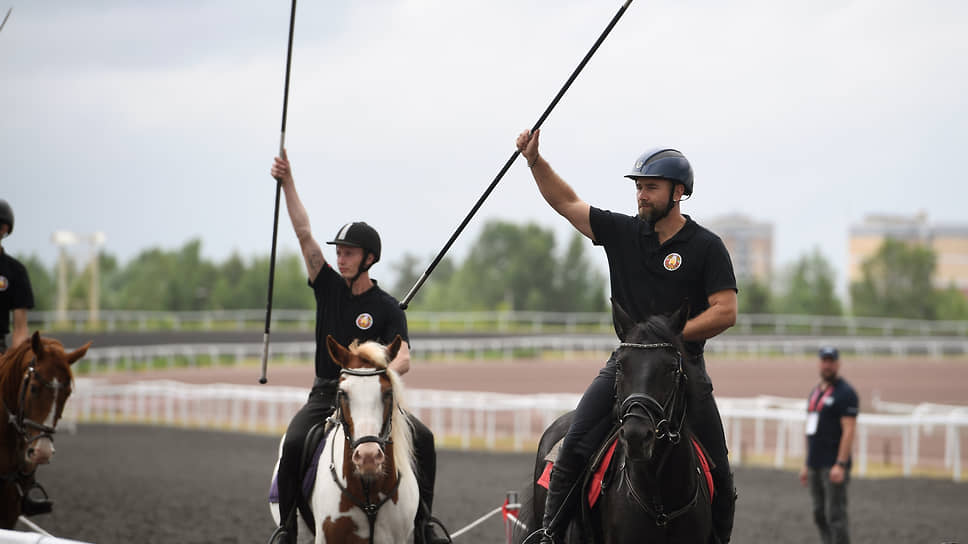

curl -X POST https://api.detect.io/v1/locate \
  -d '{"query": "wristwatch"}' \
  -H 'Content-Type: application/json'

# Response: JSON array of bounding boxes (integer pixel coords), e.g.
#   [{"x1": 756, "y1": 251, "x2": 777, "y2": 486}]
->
[{"x1": 835, "y1": 460, "x2": 848, "y2": 468}]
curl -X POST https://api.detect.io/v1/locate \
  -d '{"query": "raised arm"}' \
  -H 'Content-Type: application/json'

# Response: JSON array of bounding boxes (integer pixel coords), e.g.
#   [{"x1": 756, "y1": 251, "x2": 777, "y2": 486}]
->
[
  {"x1": 271, "y1": 149, "x2": 325, "y2": 282},
  {"x1": 516, "y1": 129, "x2": 593, "y2": 240},
  {"x1": 11, "y1": 308, "x2": 28, "y2": 348}
]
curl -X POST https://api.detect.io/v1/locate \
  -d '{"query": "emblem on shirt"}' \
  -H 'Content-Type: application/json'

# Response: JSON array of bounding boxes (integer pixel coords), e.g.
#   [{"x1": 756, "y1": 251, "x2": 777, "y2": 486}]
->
[
  {"x1": 0, "y1": 275, "x2": 7, "y2": 291},
  {"x1": 663, "y1": 253, "x2": 682, "y2": 271},
  {"x1": 356, "y1": 313, "x2": 374, "y2": 330}
]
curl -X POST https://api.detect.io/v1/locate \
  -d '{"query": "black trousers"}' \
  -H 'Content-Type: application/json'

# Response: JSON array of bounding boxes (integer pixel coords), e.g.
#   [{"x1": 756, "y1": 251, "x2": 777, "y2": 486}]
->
[
  {"x1": 560, "y1": 352, "x2": 730, "y2": 493},
  {"x1": 277, "y1": 380, "x2": 438, "y2": 538}
]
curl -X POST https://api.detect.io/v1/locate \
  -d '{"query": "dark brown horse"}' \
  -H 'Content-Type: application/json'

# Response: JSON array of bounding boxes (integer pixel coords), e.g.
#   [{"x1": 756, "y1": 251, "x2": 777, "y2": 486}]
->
[
  {"x1": 0, "y1": 332, "x2": 90, "y2": 528},
  {"x1": 518, "y1": 302, "x2": 713, "y2": 543}
]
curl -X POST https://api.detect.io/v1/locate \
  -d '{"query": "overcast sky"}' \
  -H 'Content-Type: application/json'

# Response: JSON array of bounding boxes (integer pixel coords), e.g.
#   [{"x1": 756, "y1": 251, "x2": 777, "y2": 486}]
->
[{"x1": 2, "y1": 1, "x2": 966, "y2": 298}]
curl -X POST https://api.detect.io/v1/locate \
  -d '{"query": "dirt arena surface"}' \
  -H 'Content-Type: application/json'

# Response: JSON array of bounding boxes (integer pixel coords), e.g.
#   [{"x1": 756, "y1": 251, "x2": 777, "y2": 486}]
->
[{"x1": 20, "y1": 423, "x2": 968, "y2": 543}]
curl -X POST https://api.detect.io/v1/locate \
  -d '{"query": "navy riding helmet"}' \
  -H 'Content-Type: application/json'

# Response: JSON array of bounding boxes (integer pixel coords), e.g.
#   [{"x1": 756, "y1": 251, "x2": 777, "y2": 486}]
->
[{"x1": 625, "y1": 148, "x2": 694, "y2": 196}]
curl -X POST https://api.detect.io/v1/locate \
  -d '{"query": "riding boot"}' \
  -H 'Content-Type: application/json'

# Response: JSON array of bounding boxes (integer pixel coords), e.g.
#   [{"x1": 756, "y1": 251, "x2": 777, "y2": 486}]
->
[
  {"x1": 710, "y1": 470, "x2": 737, "y2": 544},
  {"x1": 19, "y1": 476, "x2": 53, "y2": 517},
  {"x1": 536, "y1": 451, "x2": 584, "y2": 544}
]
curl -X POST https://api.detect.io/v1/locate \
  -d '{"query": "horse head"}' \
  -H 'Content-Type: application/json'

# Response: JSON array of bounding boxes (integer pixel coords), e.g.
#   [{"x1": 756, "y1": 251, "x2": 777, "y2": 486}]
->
[
  {"x1": 326, "y1": 334, "x2": 404, "y2": 482},
  {"x1": 612, "y1": 300, "x2": 688, "y2": 463},
  {"x1": 2, "y1": 332, "x2": 90, "y2": 469}
]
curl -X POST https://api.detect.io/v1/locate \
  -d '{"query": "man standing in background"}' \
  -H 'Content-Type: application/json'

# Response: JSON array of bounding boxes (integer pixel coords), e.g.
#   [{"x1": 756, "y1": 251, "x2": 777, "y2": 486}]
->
[{"x1": 800, "y1": 346, "x2": 859, "y2": 544}]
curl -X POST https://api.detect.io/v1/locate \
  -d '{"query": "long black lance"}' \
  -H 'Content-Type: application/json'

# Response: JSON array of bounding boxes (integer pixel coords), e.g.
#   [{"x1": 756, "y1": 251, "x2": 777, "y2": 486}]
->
[
  {"x1": 0, "y1": 7, "x2": 12, "y2": 34},
  {"x1": 260, "y1": 0, "x2": 298, "y2": 384},
  {"x1": 399, "y1": 0, "x2": 634, "y2": 310}
]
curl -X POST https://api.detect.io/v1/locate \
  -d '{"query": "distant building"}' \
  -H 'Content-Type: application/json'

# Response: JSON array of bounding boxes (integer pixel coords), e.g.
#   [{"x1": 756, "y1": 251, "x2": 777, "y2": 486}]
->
[
  {"x1": 704, "y1": 214, "x2": 773, "y2": 284},
  {"x1": 848, "y1": 212, "x2": 968, "y2": 295}
]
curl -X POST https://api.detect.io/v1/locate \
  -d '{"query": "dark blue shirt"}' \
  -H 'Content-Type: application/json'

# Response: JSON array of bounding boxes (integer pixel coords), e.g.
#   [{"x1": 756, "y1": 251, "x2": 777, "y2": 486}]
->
[
  {"x1": 309, "y1": 264, "x2": 409, "y2": 380},
  {"x1": 805, "y1": 378, "x2": 859, "y2": 469}
]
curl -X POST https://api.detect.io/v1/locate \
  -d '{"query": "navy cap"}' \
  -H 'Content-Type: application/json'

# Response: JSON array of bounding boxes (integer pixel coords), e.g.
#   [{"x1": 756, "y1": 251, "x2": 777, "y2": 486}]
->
[{"x1": 818, "y1": 346, "x2": 839, "y2": 360}]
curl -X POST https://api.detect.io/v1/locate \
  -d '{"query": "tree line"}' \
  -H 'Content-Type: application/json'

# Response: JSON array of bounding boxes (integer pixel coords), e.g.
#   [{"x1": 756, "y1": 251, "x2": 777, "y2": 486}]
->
[{"x1": 17, "y1": 222, "x2": 968, "y2": 320}]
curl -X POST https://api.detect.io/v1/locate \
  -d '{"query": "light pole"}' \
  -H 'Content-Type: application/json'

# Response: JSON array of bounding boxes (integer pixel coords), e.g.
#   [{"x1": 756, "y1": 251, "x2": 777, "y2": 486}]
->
[
  {"x1": 50, "y1": 230, "x2": 106, "y2": 328},
  {"x1": 51, "y1": 230, "x2": 77, "y2": 326}
]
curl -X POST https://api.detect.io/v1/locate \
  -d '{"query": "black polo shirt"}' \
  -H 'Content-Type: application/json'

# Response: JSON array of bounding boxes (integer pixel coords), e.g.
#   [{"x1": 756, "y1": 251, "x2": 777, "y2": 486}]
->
[
  {"x1": 805, "y1": 378, "x2": 859, "y2": 469},
  {"x1": 1, "y1": 250, "x2": 35, "y2": 339},
  {"x1": 309, "y1": 264, "x2": 409, "y2": 380},
  {"x1": 589, "y1": 207, "x2": 737, "y2": 356}
]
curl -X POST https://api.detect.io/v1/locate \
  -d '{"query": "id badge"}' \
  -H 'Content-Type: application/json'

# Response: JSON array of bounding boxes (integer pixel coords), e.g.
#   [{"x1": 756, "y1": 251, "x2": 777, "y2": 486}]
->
[{"x1": 805, "y1": 412, "x2": 819, "y2": 435}]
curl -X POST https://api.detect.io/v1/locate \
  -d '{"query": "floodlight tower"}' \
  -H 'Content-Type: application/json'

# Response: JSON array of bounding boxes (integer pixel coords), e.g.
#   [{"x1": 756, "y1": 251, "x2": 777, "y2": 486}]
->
[
  {"x1": 51, "y1": 230, "x2": 78, "y2": 326},
  {"x1": 86, "y1": 232, "x2": 106, "y2": 325}
]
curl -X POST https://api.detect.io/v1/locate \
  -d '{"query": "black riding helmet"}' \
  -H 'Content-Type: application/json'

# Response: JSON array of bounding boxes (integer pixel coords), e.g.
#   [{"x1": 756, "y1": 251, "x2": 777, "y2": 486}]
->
[
  {"x1": 0, "y1": 199, "x2": 13, "y2": 236},
  {"x1": 326, "y1": 221, "x2": 382, "y2": 272},
  {"x1": 625, "y1": 148, "x2": 694, "y2": 196}
]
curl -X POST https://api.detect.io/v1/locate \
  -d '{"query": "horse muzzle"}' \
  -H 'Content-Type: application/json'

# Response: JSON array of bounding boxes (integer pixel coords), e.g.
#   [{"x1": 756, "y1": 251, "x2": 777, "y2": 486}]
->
[
  {"x1": 621, "y1": 422, "x2": 656, "y2": 462},
  {"x1": 352, "y1": 442, "x2": 386, "y2": 478},
  {"x1": 26, "y1": 435, "x2": 55, "y2": 466}
]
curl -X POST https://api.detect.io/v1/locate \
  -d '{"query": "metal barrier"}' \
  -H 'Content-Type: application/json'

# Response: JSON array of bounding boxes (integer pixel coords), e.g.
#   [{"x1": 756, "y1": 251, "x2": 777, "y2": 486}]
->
[{"x1": 64, "y1": 380, "x2": 968, "y2": 481}]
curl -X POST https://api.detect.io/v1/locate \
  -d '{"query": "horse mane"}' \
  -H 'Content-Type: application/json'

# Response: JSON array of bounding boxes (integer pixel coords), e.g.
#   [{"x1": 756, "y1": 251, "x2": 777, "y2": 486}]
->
[{"x1": 345, "y1": 339, "x2": 416, "y2": 481}]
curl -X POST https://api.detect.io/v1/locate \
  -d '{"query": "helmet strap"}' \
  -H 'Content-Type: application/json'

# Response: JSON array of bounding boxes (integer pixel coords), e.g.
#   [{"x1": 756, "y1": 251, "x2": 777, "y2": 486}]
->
[{"x1": 347, "y1": 250, "x2": 373, "y2": 293}]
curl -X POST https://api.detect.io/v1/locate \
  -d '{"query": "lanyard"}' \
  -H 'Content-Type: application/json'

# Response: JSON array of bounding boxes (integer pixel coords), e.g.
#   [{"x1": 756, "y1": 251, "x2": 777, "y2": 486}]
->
[{"x1": 808, "y1": 385, "x2": 834, "y2": 413}]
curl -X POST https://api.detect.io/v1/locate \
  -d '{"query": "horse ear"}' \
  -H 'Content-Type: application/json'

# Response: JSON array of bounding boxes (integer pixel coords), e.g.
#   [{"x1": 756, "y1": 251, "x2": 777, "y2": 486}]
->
[
  {"x1": 611, "y1": 298, "x2": 636, "y2": 342},
  {"x1": 670, "y1": 299, "x2": 690, "y2": 334},
  {"x1": 68, "y1": 341, "x2": 93, "y2": 365},
  {"x1": 30, "y1": 331, "x2": 43, "y2": 356},
  {"x1": 386, "y1": 335, "x2": 403, "y2": 362},
  {"x1": 326, "y1": 335, "x2": 351, "y2": 368}
]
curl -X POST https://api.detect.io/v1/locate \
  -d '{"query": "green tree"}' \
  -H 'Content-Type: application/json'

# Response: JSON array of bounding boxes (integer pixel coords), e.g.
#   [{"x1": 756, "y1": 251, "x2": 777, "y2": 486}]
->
[
  {"x1": 550, "y1": 232, "x2": 607, "y2": 312},
  {"x1": 849, "y1": 238, "x2": 936, "y2": 319},
  {"x1": 777, "y1": 249, "x2": 843, "y2": 315},
  {"x1": 934, "y1": 284, "x2": 968, "y2": 320},
  {"x1": 737, "y1": 279, "x2": 772, "y2": 315},
  {"x1": 19, "y1": 255, "x2": 55, "y2": 311}
]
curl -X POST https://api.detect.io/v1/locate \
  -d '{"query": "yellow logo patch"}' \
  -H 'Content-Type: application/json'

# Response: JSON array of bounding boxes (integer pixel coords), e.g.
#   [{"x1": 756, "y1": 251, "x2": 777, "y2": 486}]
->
[{"x1": 0, "y1": 275, "x2": 8, "y2": 291}]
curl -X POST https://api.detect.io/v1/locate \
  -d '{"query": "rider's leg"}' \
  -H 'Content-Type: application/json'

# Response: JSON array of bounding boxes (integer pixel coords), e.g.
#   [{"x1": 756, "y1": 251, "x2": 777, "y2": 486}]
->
[
  {"x1": 535, "y1": 356, "x2": 618, "y2": 544},
  {"x1": 410, "y1": 415, "x2": 449, "y2": 544},
  {"x1": 685, "y1": 356, "x2": 736, "y2": 544},
  {"x1": 275, "y1": 385, "x2": 336, "y2": 543}
]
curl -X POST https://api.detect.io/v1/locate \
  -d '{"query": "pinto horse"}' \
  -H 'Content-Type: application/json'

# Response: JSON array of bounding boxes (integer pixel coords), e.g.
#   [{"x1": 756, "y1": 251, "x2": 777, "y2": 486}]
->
[
  {"x1": 518, "y1": 302, "x2": 713, "y2": 544},
  {"x1": 0, "y1": 332, "x2": 90, "y2": 529},
  {"x1": 270, "y1": 335, "x2": 419, "y2": 544}
]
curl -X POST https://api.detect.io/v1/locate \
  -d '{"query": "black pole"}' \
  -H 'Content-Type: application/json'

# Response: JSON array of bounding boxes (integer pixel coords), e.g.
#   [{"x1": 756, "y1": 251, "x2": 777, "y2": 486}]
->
[
  {"x1": 0, "y1": 7, "x2": 12, "y2": 34},
  {"x1": 261, "y1": 0, "x2": 298, "y2": 384},
  {"x1": 399, "y1": 0, "x2": 634, "y2": 310}
]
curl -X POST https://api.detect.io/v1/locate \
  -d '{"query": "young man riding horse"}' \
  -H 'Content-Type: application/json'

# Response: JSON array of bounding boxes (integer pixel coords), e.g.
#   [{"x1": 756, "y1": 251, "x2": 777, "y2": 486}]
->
[
  {"x1": 516, "y1": 130, "x2": 739, "y2": 544},
  {"x1": 269, "y1": 151, "x2": 448, "y2": 544},
  {"x1": 0, "y1": 198, "x2": 50, "y2": 518}
]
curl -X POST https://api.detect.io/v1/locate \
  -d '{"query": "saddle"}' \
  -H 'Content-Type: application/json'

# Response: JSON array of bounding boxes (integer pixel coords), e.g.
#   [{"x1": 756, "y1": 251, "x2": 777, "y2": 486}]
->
[
  {"x1": 536, "y1": 429, "x2": 715, "y2": 510},
  {"x1": 268, "y1": 419, "x2": 334, "y2": 533}
]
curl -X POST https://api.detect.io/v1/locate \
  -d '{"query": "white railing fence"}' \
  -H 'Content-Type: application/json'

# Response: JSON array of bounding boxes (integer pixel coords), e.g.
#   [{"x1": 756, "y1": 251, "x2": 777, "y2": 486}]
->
[
  {"x1": 71, "y1": 336, "x2": 968, "y2": 376},
  {"x1": 29, "y1": 309, "x2": 968, "y2": 337},
  {"x1": 63, "y1": 380, "x2": 967, "y2": 482}
]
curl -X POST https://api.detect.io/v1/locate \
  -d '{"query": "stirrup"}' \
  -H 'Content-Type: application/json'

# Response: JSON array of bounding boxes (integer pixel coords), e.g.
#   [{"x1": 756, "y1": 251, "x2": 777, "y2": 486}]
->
[
  {"x1": 266, "y1": 524, "x2": 291, "y2": 544},
  {"x1": 423, "y1": 516, "x2": 452, "y2": 544},
  {"x1": 522, "y1": 528, "x2": 556, "y2": 544},
  {"x1": 20, "y1": 482, "x2": 53, "y2": 517}
]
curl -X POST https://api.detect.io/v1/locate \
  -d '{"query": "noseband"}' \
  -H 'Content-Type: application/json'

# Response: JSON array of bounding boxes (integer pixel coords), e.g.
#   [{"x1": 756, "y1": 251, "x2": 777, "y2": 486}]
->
[{"x1": 617, "y1": 342, "x2": 686, "y2": 444}]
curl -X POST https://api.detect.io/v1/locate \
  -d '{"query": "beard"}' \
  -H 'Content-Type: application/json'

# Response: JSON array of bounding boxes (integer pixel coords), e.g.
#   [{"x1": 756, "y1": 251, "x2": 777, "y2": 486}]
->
[
  {"x1": 820, "y1": 368, "x2": 838, "y2": 382},
  {"x1": 637, "y1": 201, "x2": 669, "y2": 222}
]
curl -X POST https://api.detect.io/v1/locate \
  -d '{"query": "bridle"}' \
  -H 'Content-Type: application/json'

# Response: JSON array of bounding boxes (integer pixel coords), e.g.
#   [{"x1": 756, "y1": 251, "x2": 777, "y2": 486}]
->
[
  {"x1": 328, "y1": 366, "x2": 400, "y2": 544},
  {"x1": 615, "y1": 341, "x2": 701, "y2": 527},
  {"x1": 4, "y1": 359, "x2": 69, "y2": 449},
  {"x1": 616, "y1": 342, "x2": 686, "y2": 445},
  {"x1": 2, "y1": 357, "x2": 70, "y2": 488}
]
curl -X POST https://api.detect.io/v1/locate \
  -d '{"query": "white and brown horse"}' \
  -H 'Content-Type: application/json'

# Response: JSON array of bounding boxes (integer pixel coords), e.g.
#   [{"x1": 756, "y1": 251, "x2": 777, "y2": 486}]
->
[
  {"x1": 0, "y1": 332, "x2": 90, "y2": 528},
  {"x1": 270, "y1": 335, "x2": 419, "y2": 543}
]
